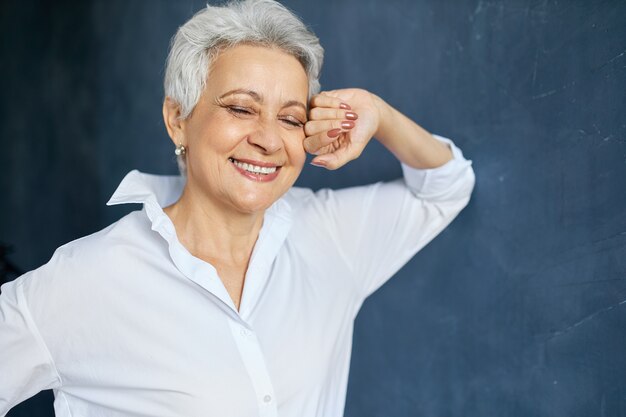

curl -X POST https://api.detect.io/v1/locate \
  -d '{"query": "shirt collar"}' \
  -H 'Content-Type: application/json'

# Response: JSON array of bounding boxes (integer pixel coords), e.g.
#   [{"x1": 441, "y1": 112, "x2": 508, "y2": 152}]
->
[
  {"x1": 106, "y1": 169, "x2": 293, "y2": 219},
  {"x1": 106, "y1": 169, "x2": 185, "y2": 209},
  {"x1": 105, "y1": 169, "x2": 294, "y2": 319}
]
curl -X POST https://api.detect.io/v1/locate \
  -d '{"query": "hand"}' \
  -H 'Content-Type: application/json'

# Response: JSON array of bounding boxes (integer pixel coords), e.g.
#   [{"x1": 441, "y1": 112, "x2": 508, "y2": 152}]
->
[{"x1": 304, "y1": 88, "x2": 382, "y2": 170}]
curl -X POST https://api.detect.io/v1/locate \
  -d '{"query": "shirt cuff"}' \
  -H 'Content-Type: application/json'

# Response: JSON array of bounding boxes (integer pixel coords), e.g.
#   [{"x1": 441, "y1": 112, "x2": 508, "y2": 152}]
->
[{"x1": 401, "y1": 134, "x2": 475, "y2": 202}]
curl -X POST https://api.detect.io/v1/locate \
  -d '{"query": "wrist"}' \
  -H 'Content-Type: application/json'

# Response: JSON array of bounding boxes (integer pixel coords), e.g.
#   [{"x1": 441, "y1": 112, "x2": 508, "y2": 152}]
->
[{"x1": 372, "y1": 94, "x2": 395, "y2": 144}]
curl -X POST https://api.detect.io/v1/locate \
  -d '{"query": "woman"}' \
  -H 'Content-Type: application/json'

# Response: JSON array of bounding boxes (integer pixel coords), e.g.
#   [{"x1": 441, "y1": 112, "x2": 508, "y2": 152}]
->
[{"x1": 0, "y1": 0, "x2": 475, "y2": 416}]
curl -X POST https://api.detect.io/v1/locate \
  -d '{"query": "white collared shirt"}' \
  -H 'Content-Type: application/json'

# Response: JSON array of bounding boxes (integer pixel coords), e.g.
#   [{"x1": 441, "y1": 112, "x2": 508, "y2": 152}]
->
[{"x1": 0, "y1": 135, "x2": 475, "y2": 417}]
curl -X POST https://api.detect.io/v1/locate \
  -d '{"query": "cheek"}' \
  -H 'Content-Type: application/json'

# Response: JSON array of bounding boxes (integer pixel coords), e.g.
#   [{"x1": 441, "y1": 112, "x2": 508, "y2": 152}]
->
[
  {"x1": 287, "y1": 136, "x2": 307, "y2": 167},
  {"x1": 189, "y1": 113, "x2": 243, "y2": 152}
]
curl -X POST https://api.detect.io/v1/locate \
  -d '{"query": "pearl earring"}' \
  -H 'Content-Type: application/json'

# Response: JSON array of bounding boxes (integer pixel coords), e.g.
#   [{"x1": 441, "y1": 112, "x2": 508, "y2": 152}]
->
[{"x1": 174, "y1": 143, "x2": 186, "y2": 156}]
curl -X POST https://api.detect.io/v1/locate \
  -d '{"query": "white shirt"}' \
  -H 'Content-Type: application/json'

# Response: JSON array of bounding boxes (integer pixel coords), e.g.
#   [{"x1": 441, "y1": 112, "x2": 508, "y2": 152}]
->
[{"x1": 0, "y1": 134, "x2": 475, "y2": 417}]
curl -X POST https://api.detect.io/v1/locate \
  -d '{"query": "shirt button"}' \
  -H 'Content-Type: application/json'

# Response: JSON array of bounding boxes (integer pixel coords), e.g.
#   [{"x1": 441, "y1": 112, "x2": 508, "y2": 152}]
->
[{"x1": 263, "y1": 394, "x2": 272, "y2": 403}]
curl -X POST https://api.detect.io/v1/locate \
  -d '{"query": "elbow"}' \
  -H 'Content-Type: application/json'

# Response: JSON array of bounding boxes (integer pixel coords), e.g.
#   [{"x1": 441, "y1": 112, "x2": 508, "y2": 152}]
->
[
  {"x1": 429, "y1": 163, "x2": 475, "y2": 218},
  {"x1": 456, "y1": 163, "x2": 476, "y2": 211},
  {"x1": 418, "y1": 160, "x2": 476, "y2": 204},
  {"x1": 462, "y1": 164, "x2": 477, "y2": 202}
]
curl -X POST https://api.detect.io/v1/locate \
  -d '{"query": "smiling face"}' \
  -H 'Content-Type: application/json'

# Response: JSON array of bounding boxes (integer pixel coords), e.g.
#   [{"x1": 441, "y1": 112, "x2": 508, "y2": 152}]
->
[{"x1": 166, "y1": 44, "x2": 309, "y2": 215}]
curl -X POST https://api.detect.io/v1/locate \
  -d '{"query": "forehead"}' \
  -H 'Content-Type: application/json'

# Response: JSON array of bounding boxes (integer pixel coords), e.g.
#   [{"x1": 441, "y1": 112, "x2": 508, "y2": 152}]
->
[{"x1": 206, "y1": 44, "x2": 309, "y2": 101}]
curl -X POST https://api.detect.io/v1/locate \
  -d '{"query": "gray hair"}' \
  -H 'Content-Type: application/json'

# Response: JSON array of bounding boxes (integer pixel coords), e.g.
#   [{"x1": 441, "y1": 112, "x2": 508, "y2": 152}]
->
[{"x1": 164, "y1": 0, "x2": 324, "y2": 174}]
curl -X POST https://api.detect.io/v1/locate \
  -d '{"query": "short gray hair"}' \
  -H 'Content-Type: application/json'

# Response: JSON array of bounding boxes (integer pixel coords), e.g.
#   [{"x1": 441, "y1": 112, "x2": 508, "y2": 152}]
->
[{"x1": 164, "y1": 0, "x2": 324, "y2": 120}]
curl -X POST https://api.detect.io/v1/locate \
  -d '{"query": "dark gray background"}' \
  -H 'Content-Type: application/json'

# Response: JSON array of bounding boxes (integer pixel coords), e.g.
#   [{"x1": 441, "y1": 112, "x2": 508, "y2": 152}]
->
[{"x1": 2, "y1": 0, "x2": 625, "y2": 416}]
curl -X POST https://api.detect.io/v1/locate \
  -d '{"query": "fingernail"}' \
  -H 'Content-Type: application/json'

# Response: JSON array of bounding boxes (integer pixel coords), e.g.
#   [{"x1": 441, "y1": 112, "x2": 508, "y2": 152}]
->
[
  {"x1": 310, "y1": 160, "x2": 327, "y2": 167},
  {"x1": 327, "y1": 128, "x2": 342, "y2": 138},
  {"x1": 341, "y1": 121, "x2": 355, "y2": 129},
  {"x1": 345, "y1": 111, "x2": 358, "y2": 120},
  {"x1": 339, "y1": 103, "x2": 351, "y2": 110}
]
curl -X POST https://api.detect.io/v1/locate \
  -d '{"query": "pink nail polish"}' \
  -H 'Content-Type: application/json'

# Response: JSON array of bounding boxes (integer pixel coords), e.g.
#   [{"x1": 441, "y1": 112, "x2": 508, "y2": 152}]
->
[
  {"x1": 339, "y1": 103, "x2": 351, "y2": 110},
  {"x1": 345, "y1": 111, "x2": 358, "y2": 120},
  {"x1": 341, "y1": 121, "x2": 355, "y2": 129},
  {"x1": 327, "y1": 128, "x2": 342, "y2": 138},
  {"x1": 311, "y1": 160, "x2": 327, "y2": 167}
]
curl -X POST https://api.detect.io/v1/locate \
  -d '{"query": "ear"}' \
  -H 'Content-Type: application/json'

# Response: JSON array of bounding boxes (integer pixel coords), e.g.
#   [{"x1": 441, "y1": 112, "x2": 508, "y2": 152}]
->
[{"x1": 162, "y1": 97, "x2": 186, "y2": 146}]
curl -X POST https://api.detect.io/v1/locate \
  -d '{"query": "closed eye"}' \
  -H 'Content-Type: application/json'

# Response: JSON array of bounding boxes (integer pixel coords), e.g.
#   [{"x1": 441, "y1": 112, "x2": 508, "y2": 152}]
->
[
  {"x1": 280, "y1": 117, "x2": 305, "y2": 128},
  {"x1": 227, "y1": 106, "x2": 253, "y2": 116}
]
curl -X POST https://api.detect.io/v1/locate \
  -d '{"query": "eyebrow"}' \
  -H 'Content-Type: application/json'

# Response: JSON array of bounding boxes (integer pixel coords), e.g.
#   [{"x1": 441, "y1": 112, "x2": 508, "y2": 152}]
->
[{"x1": 219, "y1": 89, "x2": 307, "y2": 111}]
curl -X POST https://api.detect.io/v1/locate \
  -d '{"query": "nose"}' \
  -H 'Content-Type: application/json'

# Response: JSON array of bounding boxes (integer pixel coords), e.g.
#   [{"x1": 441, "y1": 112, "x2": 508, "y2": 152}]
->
[{"x1": 247, "y1": 119, "x2": 283, "y2": 155}]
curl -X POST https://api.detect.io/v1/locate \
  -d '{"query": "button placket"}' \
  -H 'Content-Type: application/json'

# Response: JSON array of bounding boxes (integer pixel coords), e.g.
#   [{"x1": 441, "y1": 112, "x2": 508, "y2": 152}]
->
[{"x1": 228, "y1": 320, "x2": 277, "y2": 417}]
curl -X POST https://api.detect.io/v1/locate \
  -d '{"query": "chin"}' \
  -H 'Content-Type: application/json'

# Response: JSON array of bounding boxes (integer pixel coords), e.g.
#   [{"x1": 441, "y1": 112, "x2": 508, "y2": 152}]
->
[
  {"x1": 231, "y1": 191, "x2": 282, "y2": 214},
  {"x1": 230, "y1": 175, "x2": 299, "y2": 214}
]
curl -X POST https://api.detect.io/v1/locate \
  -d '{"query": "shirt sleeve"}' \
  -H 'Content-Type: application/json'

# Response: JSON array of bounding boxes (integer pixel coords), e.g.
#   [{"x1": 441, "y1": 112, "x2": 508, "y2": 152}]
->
[
  {"x1": 314, "y1": 134, "x2": 475, "y2": 300},
  {"x1": 0, "y1": 276, "x2": 61, "y2": 416}
]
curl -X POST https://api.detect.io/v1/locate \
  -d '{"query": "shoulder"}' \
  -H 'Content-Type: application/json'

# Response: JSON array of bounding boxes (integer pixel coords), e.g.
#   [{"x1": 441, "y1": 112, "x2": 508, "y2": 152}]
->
[
  {"x1": 283, "y1": 181, "x2": 390, "y2": 215},
  {"x1": 280, "y1": 182, "x2": 388, "y2": 239},
  {"x1": 18, "y1": 209, "x2": 155, "y2": 299},
  {"x1": 51, "y1": 209, "x2": 152, "y2": 262}
]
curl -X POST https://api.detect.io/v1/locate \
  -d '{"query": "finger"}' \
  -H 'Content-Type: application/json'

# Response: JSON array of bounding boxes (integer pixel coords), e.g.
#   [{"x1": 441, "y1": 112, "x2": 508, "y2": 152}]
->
[
  {"x1": 304, "y1": 119, "x2": 355, "y2": 137},
  {"x1": 311, "y1": 145, "x2": 360, "y2": 170},
  {"x1": 308, "y1": 107, "x2": 358, "y2": 122},
  {"x1": 310, "y1": 93, "x2": 351, "y2": 110},
  {"x1": 303, "y1": 128, "x2": 343, "y2": 154}
]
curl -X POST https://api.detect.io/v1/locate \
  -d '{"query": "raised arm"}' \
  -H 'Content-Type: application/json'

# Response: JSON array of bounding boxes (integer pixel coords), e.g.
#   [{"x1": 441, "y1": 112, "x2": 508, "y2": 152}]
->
[
  {"x1": 303, "y1": 89, "x2": 475, "y2": 299},
  {"x1": 304, "y1": 88, "x2": 453, "y2": 170}
]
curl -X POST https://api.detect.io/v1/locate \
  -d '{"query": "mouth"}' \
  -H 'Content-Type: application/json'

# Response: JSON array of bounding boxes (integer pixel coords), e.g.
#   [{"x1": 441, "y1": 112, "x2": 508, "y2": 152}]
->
[{"x1": 228, "y1": 157, "x2": 282, "y2": 181}]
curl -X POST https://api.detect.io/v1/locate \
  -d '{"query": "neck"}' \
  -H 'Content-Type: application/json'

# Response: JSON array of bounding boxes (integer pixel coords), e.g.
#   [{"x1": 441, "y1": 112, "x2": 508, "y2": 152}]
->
[{"x1": 163, "y1": 183, "x2": 264, "y2": 267}]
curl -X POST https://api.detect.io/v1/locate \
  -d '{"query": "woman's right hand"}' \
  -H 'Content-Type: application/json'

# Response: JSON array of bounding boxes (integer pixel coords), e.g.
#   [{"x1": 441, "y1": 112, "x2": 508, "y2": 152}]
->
[{"x1": 304, "y1": 88, "x2": 384, "y2": 170}]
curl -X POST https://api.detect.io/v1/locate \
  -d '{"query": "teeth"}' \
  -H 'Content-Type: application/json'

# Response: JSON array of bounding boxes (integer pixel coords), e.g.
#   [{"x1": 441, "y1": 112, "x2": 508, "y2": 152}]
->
[{"x1": 230, "y1": 158, "x2": 277, "y2": 175}]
